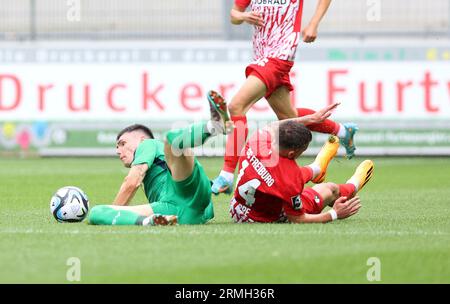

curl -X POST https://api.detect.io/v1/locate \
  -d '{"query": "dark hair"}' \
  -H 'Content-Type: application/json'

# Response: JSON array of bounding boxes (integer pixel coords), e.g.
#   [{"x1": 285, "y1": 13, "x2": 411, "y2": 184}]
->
[
  {"x1": 116, "y1": 124, "x2": 154, "y2": 141},
  {"x1": 277, "y1": 120, "x2": 312, "y2": 151}
]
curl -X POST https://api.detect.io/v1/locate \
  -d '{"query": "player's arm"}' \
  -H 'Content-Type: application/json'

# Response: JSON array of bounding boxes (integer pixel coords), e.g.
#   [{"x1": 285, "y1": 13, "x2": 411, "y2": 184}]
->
[
  {"x1": 287, "y1": 196, "x2": 361, "y2": 223},
  {"x1": 112, "y1": 164, "x2": 148, "y2": 206},
  {"x1": 302, "y1": 0, "x2": 332, "y2": 43},
  {"x1": 264, "y1": 102, "x2": 340, "y2": 133},
  {"x1": 230, "y1": 4, "x2": 264, "y2": 26}
]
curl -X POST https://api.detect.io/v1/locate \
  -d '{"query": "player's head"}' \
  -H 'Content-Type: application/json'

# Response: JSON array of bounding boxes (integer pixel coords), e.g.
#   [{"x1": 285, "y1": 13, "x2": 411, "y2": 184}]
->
[
  {"x1": 276, "y1": 120, "x2": 312, "y2": 159},
  {"x1": 116, "y1": 124, "x2": 154, "y2": 167}
]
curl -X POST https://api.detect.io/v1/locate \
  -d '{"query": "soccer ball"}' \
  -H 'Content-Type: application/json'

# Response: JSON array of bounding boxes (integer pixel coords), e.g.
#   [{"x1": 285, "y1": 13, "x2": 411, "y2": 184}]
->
[{"x1": 50, "y1": 186, "x2": 89, "y2": 223}]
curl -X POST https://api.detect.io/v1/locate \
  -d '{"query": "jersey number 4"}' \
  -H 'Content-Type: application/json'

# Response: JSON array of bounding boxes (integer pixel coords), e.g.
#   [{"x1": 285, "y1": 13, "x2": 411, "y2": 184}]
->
[{"x1": 236, "y1": 160, "x2": 261, "y2": 207}]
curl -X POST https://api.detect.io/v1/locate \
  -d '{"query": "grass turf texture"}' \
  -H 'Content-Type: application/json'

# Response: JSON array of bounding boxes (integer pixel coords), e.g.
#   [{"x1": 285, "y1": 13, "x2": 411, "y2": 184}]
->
[{"x1": 0, "y1": 157, "x2": 449, "y2": 283}]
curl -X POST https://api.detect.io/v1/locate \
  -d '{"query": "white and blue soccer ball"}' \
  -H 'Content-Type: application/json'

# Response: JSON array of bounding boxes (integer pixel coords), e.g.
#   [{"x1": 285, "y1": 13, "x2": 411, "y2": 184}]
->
[{"x1": 50, "y1": 186, "x2": 89, "y2": 223}]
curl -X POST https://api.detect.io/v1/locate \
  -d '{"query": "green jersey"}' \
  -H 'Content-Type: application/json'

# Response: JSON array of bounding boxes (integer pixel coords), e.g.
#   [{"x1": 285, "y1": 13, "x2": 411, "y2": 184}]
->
[
  {"x1": 131, "y1": 138, "x2": 214, "y2": 225},
  {"x1": 131, "y1": 139, "x2": 168, "y2": 203}
]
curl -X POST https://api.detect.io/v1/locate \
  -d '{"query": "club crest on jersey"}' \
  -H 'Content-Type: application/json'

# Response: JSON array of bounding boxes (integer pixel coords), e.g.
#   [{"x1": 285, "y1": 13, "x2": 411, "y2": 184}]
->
[
  {"x1": 255, "y1": 0, "x2": 288, "y2": 6},
  {"x1": 291, "y1": 195, "x2": 302, "y2": 210}
]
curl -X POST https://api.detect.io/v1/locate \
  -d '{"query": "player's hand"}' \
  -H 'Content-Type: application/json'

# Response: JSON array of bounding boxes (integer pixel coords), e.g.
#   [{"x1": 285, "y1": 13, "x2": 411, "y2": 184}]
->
[
  {"x1": 302, "y1": 23, "x2": 319, "y2": 43},
  {"x1": 333, "y1": 196, "x2": 361, "y2": 219},
  {"x1": 242, "y1": 11, "x2": 264, "y2": 27}
]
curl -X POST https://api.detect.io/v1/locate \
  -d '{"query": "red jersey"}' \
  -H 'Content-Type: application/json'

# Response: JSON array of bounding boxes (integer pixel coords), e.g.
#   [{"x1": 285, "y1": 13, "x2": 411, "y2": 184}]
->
[
  {"x1": 235, "y1": 0, "x2": 305, "y2": 62},
  {"x1": 232, "y1": 129, "x2": 313, "y2": 222}
]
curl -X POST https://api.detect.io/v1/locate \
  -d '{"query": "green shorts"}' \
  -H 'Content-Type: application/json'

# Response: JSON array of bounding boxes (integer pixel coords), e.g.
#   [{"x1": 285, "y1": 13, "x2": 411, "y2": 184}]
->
[{"x1": 150, "y1": 159, "x2": 214, "y2": 224}]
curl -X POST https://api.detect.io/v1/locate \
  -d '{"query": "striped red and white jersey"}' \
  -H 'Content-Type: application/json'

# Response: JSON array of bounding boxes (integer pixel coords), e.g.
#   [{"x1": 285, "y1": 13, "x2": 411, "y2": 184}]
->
[{"x1": 235, "y1": 0, "x2": 304, "y2": 62}]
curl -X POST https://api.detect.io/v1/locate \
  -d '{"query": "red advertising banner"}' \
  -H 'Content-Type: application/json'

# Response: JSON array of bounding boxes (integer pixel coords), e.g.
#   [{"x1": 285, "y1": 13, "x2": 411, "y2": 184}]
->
[{"x1": 1, "y1": 62, "x2": 448, "y2": 121}]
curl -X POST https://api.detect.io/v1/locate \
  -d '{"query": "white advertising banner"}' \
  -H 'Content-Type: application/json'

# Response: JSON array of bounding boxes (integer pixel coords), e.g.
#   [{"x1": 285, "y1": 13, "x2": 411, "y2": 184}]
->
[{"x1": 0, "y1": 62, "x2": 449, "y2": 121}]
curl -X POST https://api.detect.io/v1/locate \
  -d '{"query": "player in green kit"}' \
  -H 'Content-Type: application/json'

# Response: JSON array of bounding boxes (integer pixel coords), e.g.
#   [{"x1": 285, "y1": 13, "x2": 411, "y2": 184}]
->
[{"x1": 88, "y1": 91, "x2": 232, "y2": 226}]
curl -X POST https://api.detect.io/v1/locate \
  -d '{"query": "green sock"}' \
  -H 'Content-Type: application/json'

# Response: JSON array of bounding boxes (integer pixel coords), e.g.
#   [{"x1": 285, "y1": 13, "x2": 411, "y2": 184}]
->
[
  {"x1": 88, "y1": 205, "x2": 145, "y2": 226},
  {"x1": 166, "y1": 121, "x2": 210, "y2": 150}
]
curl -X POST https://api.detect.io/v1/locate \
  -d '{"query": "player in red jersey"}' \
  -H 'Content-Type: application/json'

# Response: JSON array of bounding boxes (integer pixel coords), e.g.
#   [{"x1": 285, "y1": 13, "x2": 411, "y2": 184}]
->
[
  {"x1": 230, "y1": 102, "x2": 374, "y2": 223},
  {"x1": 212, "y1": 0, "x2": 359, "y2": 195}
]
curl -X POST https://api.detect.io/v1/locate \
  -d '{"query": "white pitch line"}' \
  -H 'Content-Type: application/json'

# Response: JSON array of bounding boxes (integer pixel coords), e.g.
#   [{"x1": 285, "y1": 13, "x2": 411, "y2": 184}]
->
[{"x1": 0, "y1": 228, "x2": 448, "y2": 237}]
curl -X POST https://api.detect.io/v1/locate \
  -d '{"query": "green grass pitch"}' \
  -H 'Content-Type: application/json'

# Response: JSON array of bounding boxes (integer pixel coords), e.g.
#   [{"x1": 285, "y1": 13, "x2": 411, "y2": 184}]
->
[{"x1": 0, "y1": 156, "x2": 449, "y2": 283}]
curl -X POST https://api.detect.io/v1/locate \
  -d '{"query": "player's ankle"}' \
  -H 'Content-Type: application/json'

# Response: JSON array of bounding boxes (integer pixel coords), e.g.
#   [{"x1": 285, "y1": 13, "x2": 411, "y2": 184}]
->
[
  {"x1": 346, "y1": 176, "x2": 360, "y2": 192},
  {"x1": 308, "y1": 163, "x2": 322, "y2": 178},
  {"x1": 140, "y1": 216, "x2": 154, "y2": 226},
  {"x1": 336, "y1": 123, "x2": 346, "y2": 138}
]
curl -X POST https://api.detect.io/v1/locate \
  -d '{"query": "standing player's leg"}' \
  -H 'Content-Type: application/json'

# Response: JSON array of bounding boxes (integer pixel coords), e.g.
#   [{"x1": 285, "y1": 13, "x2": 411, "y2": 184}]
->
[
  {"x1": 211, "y1": 76, "x2": 267, "y2": 194},
  {"x1": 267, "y1": 83, "x2": 359, "y2": 159},
  {"x1": 267, "y1": 86, "x2": 358, "y2": 175},
  {"x1": 297, "y1": 108, "x2": 359, "y2": 159},
  {"x1": 266, "y1": 86, "x2": 298, "y2": 120}
]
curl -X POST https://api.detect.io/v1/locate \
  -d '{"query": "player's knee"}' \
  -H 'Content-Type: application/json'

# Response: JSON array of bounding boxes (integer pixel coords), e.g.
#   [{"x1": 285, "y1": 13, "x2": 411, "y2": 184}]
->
[{"x1": 326, "y1": 183, "x2": 340, "y2": 200}]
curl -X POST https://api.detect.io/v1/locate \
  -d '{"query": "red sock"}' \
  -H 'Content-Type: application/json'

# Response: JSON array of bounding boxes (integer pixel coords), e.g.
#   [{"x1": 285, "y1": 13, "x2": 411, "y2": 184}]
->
[
  {"x1": 338, "y1": 184, "x2": 357, "y2": 198},
  {"x1": 223, "y1": 115, "x2": 248, "y2": 173},
  {"x1": 297, "y1": 108, "x2": 340, "y2": 135}
]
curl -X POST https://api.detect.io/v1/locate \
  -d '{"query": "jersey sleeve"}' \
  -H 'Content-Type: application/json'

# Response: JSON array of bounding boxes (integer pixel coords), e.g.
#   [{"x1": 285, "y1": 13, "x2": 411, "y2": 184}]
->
[
  {"x1": 300, "y1": 166, "x2": 313, "y2": 183},
  {"x1": 132, "y1": 140, "x2": 158, "y2": 167},
  {"x1": 235, "y1": 0, "x2": 251, "y2": 10}
]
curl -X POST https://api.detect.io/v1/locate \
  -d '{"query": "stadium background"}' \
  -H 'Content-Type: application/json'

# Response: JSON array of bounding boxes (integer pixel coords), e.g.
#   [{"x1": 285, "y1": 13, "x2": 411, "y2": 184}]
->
[{"x1": 1, "y1": 0, "x2": 449, "y2": 157}]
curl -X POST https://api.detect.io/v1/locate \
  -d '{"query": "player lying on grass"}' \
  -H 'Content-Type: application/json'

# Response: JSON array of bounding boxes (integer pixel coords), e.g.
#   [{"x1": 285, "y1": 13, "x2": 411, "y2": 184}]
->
[
  {"x1": 230, "y1": 109, "x2": 374, "y2": 224},
  {"x1": 88, "y1": 92, "x2": 350, "y2": 226},
  {"x1": 88, "y1": 92, "x2": 234, "y2": 226}
]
